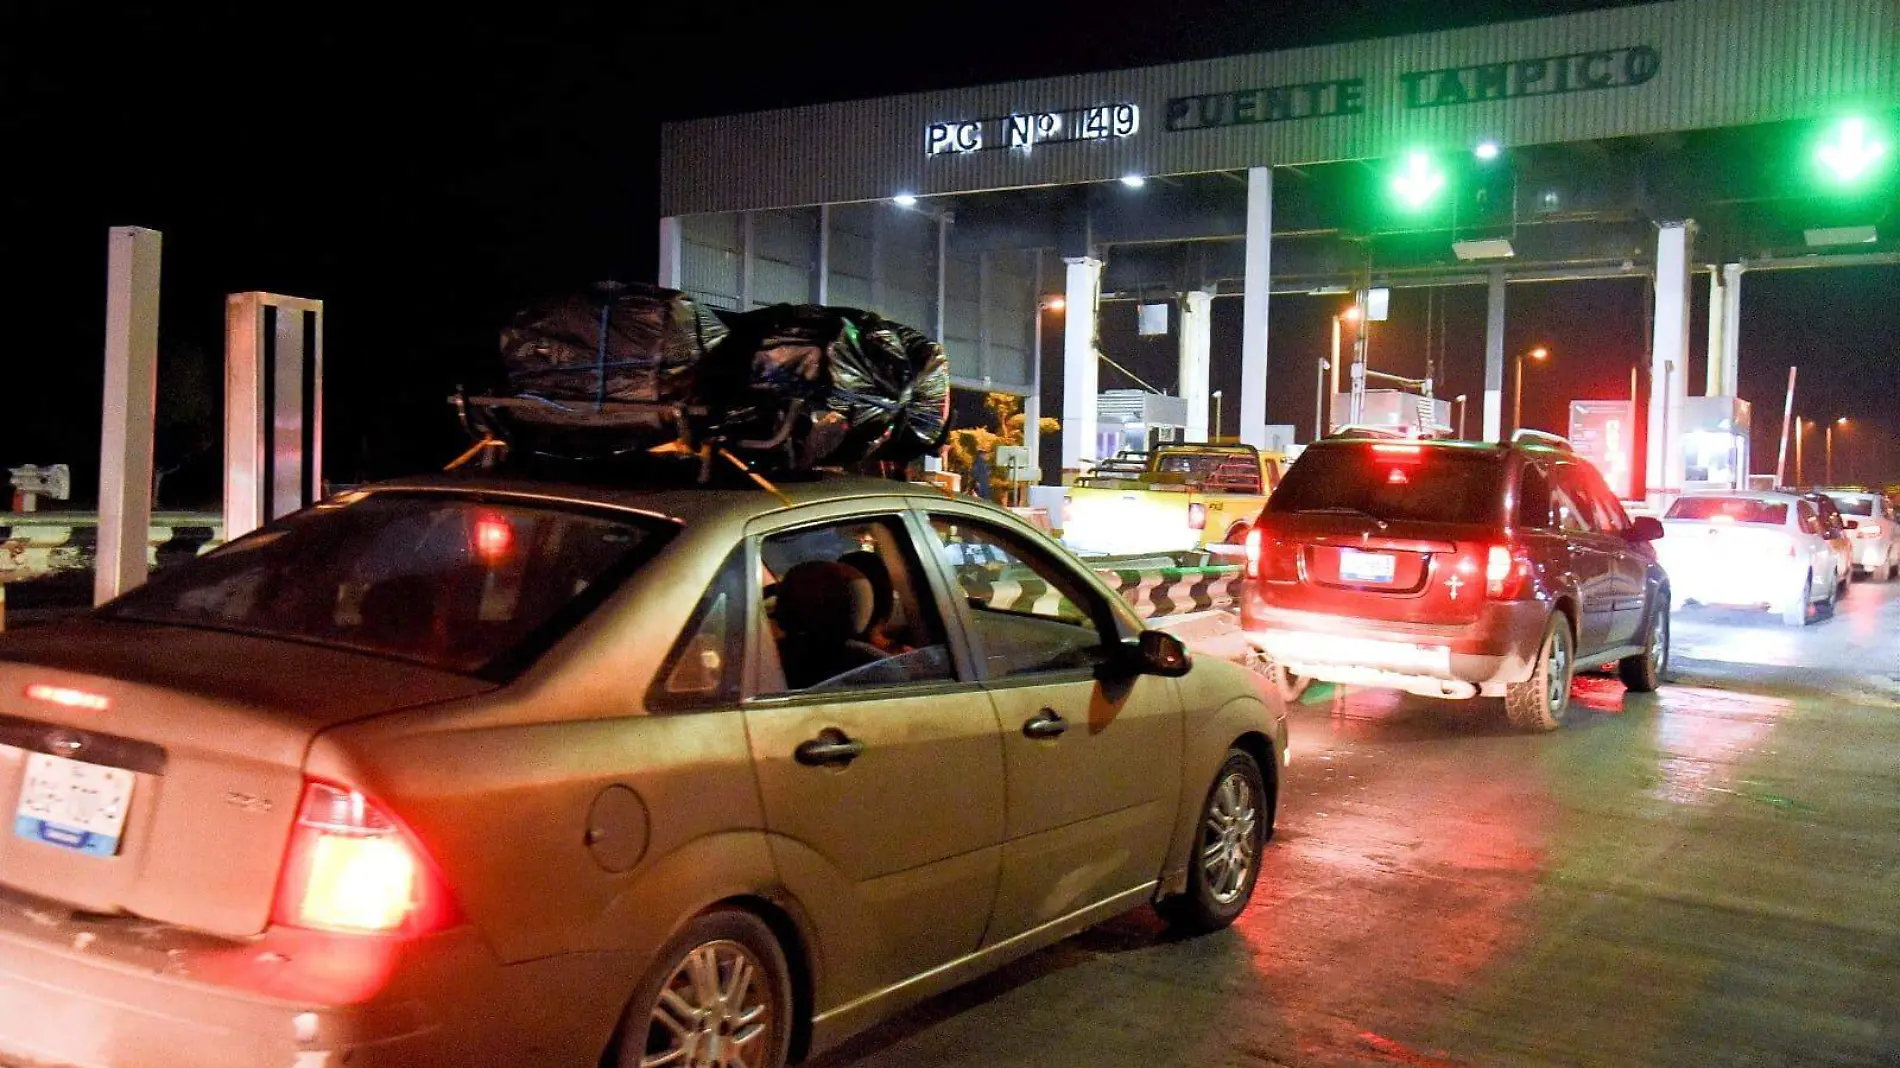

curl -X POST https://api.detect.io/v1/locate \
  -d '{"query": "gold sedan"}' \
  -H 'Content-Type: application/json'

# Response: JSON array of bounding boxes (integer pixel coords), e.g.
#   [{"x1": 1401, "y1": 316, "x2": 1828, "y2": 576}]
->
[{"x1": 0, "y1": 472, "x2": 1286, "y2": 1068}]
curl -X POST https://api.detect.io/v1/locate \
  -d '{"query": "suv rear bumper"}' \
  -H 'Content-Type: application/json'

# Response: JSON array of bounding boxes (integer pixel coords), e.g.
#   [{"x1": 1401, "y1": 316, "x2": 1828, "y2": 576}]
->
[{"x1": 1244, "y1": 602, "x2": 1550, "y2": 699}]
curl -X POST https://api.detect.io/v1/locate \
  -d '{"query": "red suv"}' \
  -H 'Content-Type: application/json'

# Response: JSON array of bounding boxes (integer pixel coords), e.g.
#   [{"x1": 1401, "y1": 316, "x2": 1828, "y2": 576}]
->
[{"x1": 1240, "y1": 434, "x2": 1670, "y2": 730}]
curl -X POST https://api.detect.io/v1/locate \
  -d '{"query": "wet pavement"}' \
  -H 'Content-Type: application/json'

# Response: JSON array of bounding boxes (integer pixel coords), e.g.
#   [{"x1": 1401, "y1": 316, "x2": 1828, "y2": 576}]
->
[{"x1": 818, "y1": 581, "x2": 1900, "y2": 1067}]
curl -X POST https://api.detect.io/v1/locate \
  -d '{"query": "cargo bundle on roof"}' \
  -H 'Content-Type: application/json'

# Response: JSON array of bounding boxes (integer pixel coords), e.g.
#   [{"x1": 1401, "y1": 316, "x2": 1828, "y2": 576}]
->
[{"x1": 461, "y1": 282, "x2": 950, "y2": 474}]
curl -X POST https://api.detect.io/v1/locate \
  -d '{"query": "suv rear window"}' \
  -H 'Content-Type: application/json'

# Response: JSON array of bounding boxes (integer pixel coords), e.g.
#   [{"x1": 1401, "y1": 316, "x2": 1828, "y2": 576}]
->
[
  {"x1": 1826, "y1": 494, "x2": 1876, "y2": 517},
  {"x1": 1268, "y1": 445, "x2": 1503, "y2": 525},
  {"x1": 1665, "y1": 496, "x2": 1788, "y2": 526},
  {"x1": 103, "y1": 492, "x2": 672, "y2": 677}
]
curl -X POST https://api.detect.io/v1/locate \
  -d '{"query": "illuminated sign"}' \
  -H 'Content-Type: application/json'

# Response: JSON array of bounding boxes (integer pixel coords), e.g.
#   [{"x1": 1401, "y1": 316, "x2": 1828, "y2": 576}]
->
[
  {"x1": 1166, "y1": 79, "x2": 1367, "y2": 132},
  {"x1": 926, "y1": 103, "x2": 1139, "y2": 157},
  {"x1": 1568, "y1": 400, "x2": 1636, "y2": 499}
]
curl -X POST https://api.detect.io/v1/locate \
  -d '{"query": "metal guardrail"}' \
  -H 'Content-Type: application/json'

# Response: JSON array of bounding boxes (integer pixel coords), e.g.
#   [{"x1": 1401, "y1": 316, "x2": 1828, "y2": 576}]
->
[{"x1": 0, "y1": 512, "x2": 224, "y2": 583}]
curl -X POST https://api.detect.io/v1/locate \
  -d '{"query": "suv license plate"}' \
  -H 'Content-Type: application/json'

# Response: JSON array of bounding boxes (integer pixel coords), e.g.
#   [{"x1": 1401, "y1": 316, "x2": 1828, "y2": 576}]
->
[
  {"x1": 13, "y1": 752, "x2": 135, "y2": 856},
  {"x1": 1339, "y1": 548, "x2": 1397, "y2": 584}
]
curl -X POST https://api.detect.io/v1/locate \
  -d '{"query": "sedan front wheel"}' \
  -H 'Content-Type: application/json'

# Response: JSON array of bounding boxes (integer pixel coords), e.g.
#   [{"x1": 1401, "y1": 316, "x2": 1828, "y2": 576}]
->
[{"x1": 1156, "y1": 748, "x2": 1268, "y2": 935}]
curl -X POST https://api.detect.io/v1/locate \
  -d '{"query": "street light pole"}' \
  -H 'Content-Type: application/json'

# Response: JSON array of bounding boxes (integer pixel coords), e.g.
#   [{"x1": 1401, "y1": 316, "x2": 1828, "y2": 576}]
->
[
  {"x1": 1513, "y1": 346, "x2": 1550, "y2": 432},
  {"x1": 1314, "y1": 361, "x2": 1328, "y2": 441},
  {"x1": 1211, "y1": 390, "x2": 1224, "y2": 442},
  {"x1": 1455, "y1": 394, "x2": 1468, "y2": 440},
  {"x1": 1795, "y1": 418, "x2": 1808, "y2": 486}
]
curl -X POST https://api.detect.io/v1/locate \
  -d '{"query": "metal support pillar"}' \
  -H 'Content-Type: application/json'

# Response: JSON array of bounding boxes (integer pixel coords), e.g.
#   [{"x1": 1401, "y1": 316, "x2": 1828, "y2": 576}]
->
[
  {"x1": 1705, "y1": 267, "x2": 1727, "y2": 396},
  {"x1": 1720, "y1": 262, "x2": 1742, "y2": 396},
  {"x1": 814, "y1": 205, "x2": 831, "y2": 304},
  {"x1": 1060, "y1": 256, "x2": 1103, "y2": 474},
  {"x1": 1239, "y1": 167, "x2": 1272, "y2": 449},
  {"x1": 1024, "y1": 255, "x2": 1045, "y2": 478},
  {"x1": 1647, "y1": 222, "x2": 1692, "y2": 507},
  {"x1": 226, "y1": 292, "x2": 325, "y2": 542},
  {"x1": 96, "y1": 226, "x2": 162, "y2": 605},
  {"x1": 658, "y1": 217, "x2": 682, "y2": 289},
  {"x1": 1179, "y1": 290, "x2": 1212, "y2": 442},
  {"x1": 1482, "y1": 267, "x2": 1506, "y2": 442},
  {"x1": 740, "y1": 211, "x2": 756, "y2": 310},
  {"x1": 934, "y1": 212, "x2": 949, "y2": 343}
]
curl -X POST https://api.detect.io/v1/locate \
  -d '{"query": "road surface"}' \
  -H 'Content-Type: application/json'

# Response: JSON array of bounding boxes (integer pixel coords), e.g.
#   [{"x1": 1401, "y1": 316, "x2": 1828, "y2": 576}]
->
[{"x1": 817, "y1": 580, "x2": 1900, "y2": 1067}]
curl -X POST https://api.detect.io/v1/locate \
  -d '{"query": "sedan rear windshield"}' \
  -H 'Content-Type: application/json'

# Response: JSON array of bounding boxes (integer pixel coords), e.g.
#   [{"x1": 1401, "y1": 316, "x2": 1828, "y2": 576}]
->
[
  {"x1": 1665, "y1": 496, "x2": 1788, "y2": 526},
  {"x1": 1267, "y1": 446, "x2": 1503, "y2": 525},
  {"x1": 103, "y1": 493, "x2": 672, "y2": 677},
  {"x1": 1826, "y1": 495, "x2": 1876, "y2": 517}
]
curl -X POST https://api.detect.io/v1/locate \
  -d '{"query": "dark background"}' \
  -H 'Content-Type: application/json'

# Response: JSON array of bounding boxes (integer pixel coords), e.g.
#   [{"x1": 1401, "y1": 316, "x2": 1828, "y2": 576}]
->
[{"x1": 4, "y1": 0, "x2": 1894, "y2": 508}]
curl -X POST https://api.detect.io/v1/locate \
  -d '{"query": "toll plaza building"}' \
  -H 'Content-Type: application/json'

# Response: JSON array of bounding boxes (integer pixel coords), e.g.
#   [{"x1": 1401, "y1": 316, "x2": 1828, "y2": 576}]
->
[{"x1": 657, "y1": 0, "x2": 1898, "y2": 505}]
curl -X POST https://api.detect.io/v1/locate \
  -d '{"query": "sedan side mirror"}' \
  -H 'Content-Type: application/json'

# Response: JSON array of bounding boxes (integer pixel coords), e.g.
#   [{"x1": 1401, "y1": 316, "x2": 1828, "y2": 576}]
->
[
  {"x1": 1846, "y1": 519, "x2": 1861, "y2": 531},
  {"x1": 1122, "y1": 630, "x2": 1191, "y2": 678},
  {"x1": 1629, "y1": 516, "x2": 1665, "y2": 542}
]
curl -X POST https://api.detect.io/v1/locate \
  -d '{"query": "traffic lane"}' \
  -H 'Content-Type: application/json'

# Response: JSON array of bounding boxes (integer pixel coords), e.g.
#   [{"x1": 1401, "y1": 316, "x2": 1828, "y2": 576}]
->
[
  {"x1": 1673, "y1": 571, "x2": 1900, "y2": 688},
  {"x1": 815, "y1": 663, "x2": 1899, "y2": 1066}
]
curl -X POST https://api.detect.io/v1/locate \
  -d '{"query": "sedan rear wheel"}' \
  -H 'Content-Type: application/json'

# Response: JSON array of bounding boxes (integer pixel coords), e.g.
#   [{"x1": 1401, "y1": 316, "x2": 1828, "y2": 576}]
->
[
  {"x1": 1505, "y1": 616, "x2": 1574, "y2": 731},
  {"x1": 618, "y1": 911, "x2": 792, "y2": 1068},
  {"x1": 1782, "y1": 571, "x2": 1814, "y2": 628},
  {"x1": 1156, "y1": 748, "x2": 1268, "y2": 935}
]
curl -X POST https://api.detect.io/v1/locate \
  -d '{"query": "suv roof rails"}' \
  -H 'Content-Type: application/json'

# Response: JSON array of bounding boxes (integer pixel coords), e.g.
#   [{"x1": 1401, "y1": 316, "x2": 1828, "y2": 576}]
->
[{"x1": 1510, "y1": 428, "x2": 1575, "y2": 451}]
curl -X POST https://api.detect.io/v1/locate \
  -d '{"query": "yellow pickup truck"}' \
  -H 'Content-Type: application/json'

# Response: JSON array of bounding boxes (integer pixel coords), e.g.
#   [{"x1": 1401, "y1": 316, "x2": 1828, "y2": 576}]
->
[{"x1": 1061, "y1": 443, "x2": 1287, "y2": 556}]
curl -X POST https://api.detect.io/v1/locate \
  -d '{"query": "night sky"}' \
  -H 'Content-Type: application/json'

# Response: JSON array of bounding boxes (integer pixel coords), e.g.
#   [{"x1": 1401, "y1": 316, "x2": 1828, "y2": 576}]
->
[{"x1": 5, "y1": 1, "x2": 1895, "y2": 507}]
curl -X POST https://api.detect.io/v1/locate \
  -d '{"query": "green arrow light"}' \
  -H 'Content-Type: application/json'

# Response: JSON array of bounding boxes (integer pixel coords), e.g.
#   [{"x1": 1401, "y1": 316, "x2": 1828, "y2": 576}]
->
[
  {"x1": 1391, "y1": 151, "x2": 1447, "y2": 210},
  {"x1": 1816, "y1": 117, "x2": 1887, "y2": 184}
]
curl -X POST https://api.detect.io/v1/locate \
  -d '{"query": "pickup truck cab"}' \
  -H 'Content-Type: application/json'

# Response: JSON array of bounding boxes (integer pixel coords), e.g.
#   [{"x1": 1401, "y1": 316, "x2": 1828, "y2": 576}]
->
[{"x1": 1063, "y1": 444, "x2": 1286, "y2": 556}]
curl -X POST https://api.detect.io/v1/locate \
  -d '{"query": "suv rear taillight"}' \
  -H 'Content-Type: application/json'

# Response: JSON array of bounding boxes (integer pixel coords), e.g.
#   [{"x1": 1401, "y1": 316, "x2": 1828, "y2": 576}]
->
[
  {"x1": 1244, "y1": 526, "x2": 1265, "y2": 579},
  {"x1": 273, "y1": 781, "x2": 460, "y2": 935},
  {"x1": 1485, "y1": 544, "x2": 1534, "y2": 600}
]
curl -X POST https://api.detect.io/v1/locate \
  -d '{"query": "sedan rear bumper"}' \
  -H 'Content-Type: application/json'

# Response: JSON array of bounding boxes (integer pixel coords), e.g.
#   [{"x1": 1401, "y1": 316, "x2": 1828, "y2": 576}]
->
[{"x1": 1244, "y1": 601, "x2": 1549, "y2": 699}]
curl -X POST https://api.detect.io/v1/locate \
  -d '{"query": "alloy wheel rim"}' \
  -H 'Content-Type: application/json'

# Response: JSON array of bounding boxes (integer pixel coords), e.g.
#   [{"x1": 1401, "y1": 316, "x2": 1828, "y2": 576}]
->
[
  {"x1": 1651, "y1": 609, "x2": 1669, "y2": 677},
  {"x1": 643, "y1": 939, "x2": 773, "y2": 1068},
  {"x1": 1547, "y1": 633, "x2": 1570, "y2": 713},
  {"x1": 1202, "y1": 771, "x2": 1258, "y2": 905}
]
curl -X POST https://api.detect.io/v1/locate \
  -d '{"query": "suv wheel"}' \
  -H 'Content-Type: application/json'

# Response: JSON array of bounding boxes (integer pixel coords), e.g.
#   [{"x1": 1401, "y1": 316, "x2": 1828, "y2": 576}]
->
[
  {"x1": 1156, "y1": 748, "x2": 1268, "y2": 934},
  {"x1": 1618, "y1": 597, "x2": 1668, "y2": 693},
  {"x1": 1506, "y1": 615, "x2": 1575, "y2": 732}
]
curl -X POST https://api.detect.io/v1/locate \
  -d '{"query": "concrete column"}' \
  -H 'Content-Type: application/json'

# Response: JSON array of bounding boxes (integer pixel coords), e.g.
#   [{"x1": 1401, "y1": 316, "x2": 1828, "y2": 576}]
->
[
  {"x1": 1060, "y1": 256, "x2": 1103, "y2": 474},
  {"x1": 1179, "y1": 290, "x2": 1213, "y2": 442},
  {"x1": 1705, "y1": 267, "x2": 1727, "y2": 396},
  {"x1": 934, "y1": 212, "x2": 949, "y2": 342},
  {"x1": 1239, "y1": 167, "x2": 1272, "y2": 449},
  {"x1": 1482, "y1": 267, "x2": 1506, "y2": 442},
  {"x1": 1647, "y1": 222, "x2": 1693, "y2": 505},
  {"x1": 658, "y1": 217, "x2": 682, "y2": 289},
  {"x1": 96, "y1": 226, "x2": 162, "y2": 605},
  {"x1": 1720, "y1": 262, "x2": 1742, "y2": 396}
]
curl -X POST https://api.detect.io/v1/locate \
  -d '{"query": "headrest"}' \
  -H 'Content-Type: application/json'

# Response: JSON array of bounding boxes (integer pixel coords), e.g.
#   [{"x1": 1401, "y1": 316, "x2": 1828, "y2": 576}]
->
[{"x1": 774, "y1": 560, "x2": 874, "y2": 639}]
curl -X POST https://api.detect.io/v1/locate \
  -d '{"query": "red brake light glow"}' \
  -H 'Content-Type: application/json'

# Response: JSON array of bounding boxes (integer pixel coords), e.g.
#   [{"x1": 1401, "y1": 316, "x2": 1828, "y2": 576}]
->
[
  {"x1": 1485, "y1": 544, "x2": 1533, "y2": 599},
  {"x1": 1372, "y1": 443, "x2": 1423, "y2": 457},
  {"x1": 473, "y1": 512, "x2": 514, "y2": 563},
  {"x1": 25, "y1": 684, "x2": 109, "y2": 712},
  {"x1": 274, "y1": 782, "x2": 459, "y2": 936}
]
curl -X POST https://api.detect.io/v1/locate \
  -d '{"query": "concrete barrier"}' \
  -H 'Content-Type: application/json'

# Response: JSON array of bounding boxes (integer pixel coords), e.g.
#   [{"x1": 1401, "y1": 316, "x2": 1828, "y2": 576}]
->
[
  {"x1": 0, "y1": 512, "x2": 224, "y2": 583},
  {"x1": 974, "y1": 560, "x2": 1241, "y2": 621}
]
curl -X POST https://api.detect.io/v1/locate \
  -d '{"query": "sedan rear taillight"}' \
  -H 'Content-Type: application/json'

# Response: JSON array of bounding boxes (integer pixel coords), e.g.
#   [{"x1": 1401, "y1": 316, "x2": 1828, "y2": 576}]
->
[
  {"x1": 1486, "y1": 544, "x2": 1533, "y2": 600},
  {"x1": 274, "y1": 781, "x2": 460, "y2": 936}
]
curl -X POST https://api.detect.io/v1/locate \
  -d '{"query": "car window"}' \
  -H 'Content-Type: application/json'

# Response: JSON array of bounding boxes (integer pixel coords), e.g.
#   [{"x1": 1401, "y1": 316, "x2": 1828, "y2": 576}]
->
[
  {"x1": 1547, "y1": 465, "x2": 1597, "y2": 534},
  {"x1": 1827, "y1": 495, "x2": 1876, "y2": 518},
  {"x1": 926, "y1": 516, "x2": 1114, "y2": 678},
  {"x1": 1798, "y1": 502, "x2": 1826, "y2": 536},
  {"x1": 103, "y1": 492, "x2": 670, "y2": 678},
  {"x1": 1569, "y1": 463, "x2": 1631, "y2": 534},
  {"x1": 1515, "y1": 463, "x2": 1555, "y2": 529},
  {"x1": 1666, "y1": 496, "x2": 1789, "y2": 525},
  {"x1": 754, "y1": 517, "x2": 955, "y2": 695},
  {"x1": 1268, "y1": 445, "x2": 1504, "y2": 524},
  {"x1": 648, "y1": 548, "x2": 745, "y2": 712}
]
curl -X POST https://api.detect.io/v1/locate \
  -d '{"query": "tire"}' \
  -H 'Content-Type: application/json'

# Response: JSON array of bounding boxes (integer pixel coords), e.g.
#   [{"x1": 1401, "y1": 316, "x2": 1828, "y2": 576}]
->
[
  {"x1": 615, "y1": 910, "x2": 793, "y2": 1068},
  {"x1": 1619, "y1": 595, "x2": 1668, "y2": 693},
  {"x1": 1156, "y1": 748, "x2": 1268, "y2": 935},
  {"x1": 1505, "y1": 615, "x2": 1575, "y2": 732},
  {"x1": 1782, "y1": 571, "x2": 1814, "y2": 627}
]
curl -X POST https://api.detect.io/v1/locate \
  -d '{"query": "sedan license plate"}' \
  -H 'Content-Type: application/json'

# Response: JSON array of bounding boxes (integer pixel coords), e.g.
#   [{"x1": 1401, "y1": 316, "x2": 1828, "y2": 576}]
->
[
  {"x1": 13, "y1": 752, "x2": 135, "y2": 856},
  {"x1": 1339, "y1": 548, "x2": 1397, "y2": 584}
]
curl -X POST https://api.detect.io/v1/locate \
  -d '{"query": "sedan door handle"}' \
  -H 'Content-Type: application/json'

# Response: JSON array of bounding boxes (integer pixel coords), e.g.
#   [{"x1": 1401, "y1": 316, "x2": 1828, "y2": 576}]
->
[
  {"x1": 1022, "y1": 710, "x2": 1069, "y2": 739},
  {"x1": 795, "y1": 730, "x2": 865, "y2": 768}
]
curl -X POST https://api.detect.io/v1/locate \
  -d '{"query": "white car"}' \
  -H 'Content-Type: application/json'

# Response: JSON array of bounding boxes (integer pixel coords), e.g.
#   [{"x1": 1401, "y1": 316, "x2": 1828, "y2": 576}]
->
[
  {"x1": 1824, "y1": 490, "x2": 1900, "y2": 581},
  {"x1": 1655, "y1": 492, "x2": 1845, "y2": 626}
]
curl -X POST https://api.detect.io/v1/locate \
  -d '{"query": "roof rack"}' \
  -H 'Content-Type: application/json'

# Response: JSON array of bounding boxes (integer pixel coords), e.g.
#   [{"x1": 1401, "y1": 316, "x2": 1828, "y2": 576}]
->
[{"x1": 1510, "y1": 428, "x2": 1575, "y2": 451}]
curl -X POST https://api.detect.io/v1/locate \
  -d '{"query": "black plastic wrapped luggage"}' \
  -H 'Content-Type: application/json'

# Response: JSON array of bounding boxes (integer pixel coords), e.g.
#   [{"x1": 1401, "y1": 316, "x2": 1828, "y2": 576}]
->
[{"x1": 498, "y1": 281, "x2": 724, "y2": 414}]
